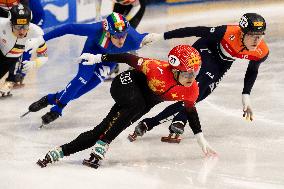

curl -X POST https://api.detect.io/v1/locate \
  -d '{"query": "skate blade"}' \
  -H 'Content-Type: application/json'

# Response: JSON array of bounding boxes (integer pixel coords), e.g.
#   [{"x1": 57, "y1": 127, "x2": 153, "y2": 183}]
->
[
  {"x1": 0, "y1": 93, "x2": 13, "y2": 99},
  {"x1": 13, "y1": 84, "x2": 25, "y2": 89},
  {"x1": 82, "y1": 159, "x2": 100, "y2": 169},
  {"x1": 39, "y1": 124, "x2": 46, "y2": 129},
  {"x1": 36, "y1": 159, "x2": 47, "y2": 168},
  {"x1": 128, "y1": 133, "x2": 137, "y2": 142},
  {"x1": 20, "y1": 111, "x2": 30, "y2": 118},
  {"x1": 161, "y1": 137, "x2": 181, "y2": 143}
]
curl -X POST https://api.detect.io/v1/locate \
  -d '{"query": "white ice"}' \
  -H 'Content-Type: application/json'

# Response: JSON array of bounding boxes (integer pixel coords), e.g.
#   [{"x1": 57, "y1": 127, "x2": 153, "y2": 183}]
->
[{"x1": 1, "y1": 1, "x2": 284, "y2": 189}]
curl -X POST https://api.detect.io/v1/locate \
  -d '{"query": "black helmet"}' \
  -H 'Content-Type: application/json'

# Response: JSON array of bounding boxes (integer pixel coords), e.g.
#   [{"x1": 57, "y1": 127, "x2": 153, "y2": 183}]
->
[
  {"x1": 9, "y1": 4, "x2": 32, "y2": 25},
  {"x1": 239, "y1": 13, "x2": 266, "y2": 34}
]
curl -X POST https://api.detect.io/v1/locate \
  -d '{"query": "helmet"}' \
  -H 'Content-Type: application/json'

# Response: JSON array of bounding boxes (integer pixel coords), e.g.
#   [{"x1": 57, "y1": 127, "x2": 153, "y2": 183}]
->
[
  {"x1": 239, "y1": 13, "x2": 266, "y2": 34},
  {"x1": 113, "y1": 0, "x2": 136, "y2": 5},
  {"x1": 168, "y1": 45, "x2": 201, "y2": 76},
  {"x1": 9, "y1": 4, "x2": 32, "y2": 25},
  {"x1": 103, "y1": 12, "x2": 130, "y2": 38}
]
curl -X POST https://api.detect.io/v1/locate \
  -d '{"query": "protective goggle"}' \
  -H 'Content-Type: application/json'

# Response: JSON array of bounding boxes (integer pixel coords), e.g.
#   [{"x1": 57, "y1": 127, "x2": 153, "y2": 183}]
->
[
  {"x1": 246, "y1": 31, "x2": 265, "y2": 36},
  {"x1": 179, "y1": 69, "x2": 199, "y2": 79},
  {"x1": 111, "y1": 31, "x2": 128, "y2": 39},
  {"x1": 13, "y1": 24, "x2": 29, "y2": 30}
]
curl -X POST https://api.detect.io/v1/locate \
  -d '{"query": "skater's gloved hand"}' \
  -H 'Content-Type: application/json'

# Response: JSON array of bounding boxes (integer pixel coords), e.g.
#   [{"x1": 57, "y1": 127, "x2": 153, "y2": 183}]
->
[
  {"x1": 195, "y1": 132, "x2": 217, "y2": 157},
  {"x1": 141, "y1": 33, "x2": 164, "y2": 47},
  {"x1": 22, "y1": 60, "x2": 37, "y2": 73},
  {"x1": 78, "y1": 53, "x2": 102, "y2": 65},
  {"x1": 98, "y1": 65, "x2": 111, "y2": 78},
  {"x1": 242, "y1": 94, "x2": 254, "y2": 121},
  {"x1": 25, "y1": 37, "x2": 45, "y2": 56}
]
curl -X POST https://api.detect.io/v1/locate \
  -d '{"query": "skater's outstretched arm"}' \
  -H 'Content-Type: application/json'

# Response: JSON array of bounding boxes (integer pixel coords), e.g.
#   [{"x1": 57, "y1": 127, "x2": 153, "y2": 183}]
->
[
  {"x1": 78, "y1": 52, "x2": 145, "y2": 70},
  {"x1": 44, "y1": 23, "x2": 101, "y2": 41}
]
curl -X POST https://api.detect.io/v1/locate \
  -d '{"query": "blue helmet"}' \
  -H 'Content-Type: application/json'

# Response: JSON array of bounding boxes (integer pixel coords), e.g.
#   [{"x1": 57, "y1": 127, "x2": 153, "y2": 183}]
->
[{"x1": 103, "y1": 12, "x2": 130, "y2": 38}]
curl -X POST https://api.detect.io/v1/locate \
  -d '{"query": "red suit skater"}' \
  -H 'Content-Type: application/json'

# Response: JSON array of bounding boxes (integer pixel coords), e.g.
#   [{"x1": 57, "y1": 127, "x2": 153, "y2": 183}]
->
[{"x1": 37, "y1": 45, "x2": 216, "y2": 169}]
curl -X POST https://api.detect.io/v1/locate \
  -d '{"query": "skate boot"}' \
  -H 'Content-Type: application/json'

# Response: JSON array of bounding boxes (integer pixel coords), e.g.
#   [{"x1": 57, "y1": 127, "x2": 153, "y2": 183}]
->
[
  {"x1": 41, "y1": 111, "x2": 60, "y2": 126},
  {"x1": 21, "y1": 96, "x2": 50, "y2": 118},
  {"x1": 128, "y1": 121, "x2": 148, "y2": 142},
  {"x1": 0, "y1": 81, "x2": 14, "y2": 98},
  {"x1": 13, "y1": 73, "x2": 25, "y2": 89},
  {"x1": 83, "y1": 140, "x2": 109, "y2": 169},
  {"x1": 161, "y1": 121, "x2": 185, "y2": 143},
  {"x1": 37, "y1": 147, "x2": 64, "y2": 168},
  {"x1": 29, "y1": 96, "x2": 49, "y2": 112}
]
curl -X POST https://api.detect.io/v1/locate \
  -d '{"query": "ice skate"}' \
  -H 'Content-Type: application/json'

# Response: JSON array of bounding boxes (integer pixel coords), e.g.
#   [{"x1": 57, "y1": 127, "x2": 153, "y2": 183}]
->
[
  {"x1": 21, "y1": 96, "x2": 50, "y2": 118},
  {"x1": 29, "y1": 96, "x2": 49, "y2": 112},
  {"x1": 37, "y1": 147, "x2": 64, "y2": 168},
  {"x1": 13, "y1": 73, "x2": 25, "y2": 89},
  {"x1": 0, "y1": 81, "x2": 14, "y2": 98},
  {"x1": 128, "y1": 131, "x2": 138, "y2": 142},
  {"x1": 83, "y1": 140, "x2": 109, "y2": 169},
  {"x1": 161, "y1": 133, "x2": 181, "y2": 143},
  {"x1": 82, "y1": 153, "x2": 100, "y2": 169},
  {"x1": 13, "y1": 82, "x2": 25, "y2": 89},
  {"x1": 40, "y1": 111, "x2": 60, "y2": 127},
  {"x1": 127, "y1": 121, "x2": 148, "y2": 142}
]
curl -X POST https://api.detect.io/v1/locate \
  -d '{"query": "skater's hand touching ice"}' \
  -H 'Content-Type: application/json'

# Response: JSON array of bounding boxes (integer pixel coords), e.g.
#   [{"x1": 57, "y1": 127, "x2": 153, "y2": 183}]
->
[{"x1": 195, "y1": 133, "x2": 217, "y2": 157}]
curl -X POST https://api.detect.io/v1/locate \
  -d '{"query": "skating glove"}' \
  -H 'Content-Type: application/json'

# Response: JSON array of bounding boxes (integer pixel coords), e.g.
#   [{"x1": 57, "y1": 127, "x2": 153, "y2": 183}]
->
[
  {"x1": 242, "y1": 94, "x2": 253, "y2": 121},
  {"x1": 22, "y1": 60, "x2": 36, "y2": 73},
  {"x1": 22, "y1": 56, "x2": 48, "y2": 74},
  {"x1": 98, "y1": 66, "x2": 111, "y2": 78},
  {"x1": 141, "y1": 33, "x2": 164, "y2": 47},
  {"x1": 195, "y1": 132, "x2": 217, "y2": 157},
  {"x1": 78, "y1": 53, "x2": 102, "y2": 65}
]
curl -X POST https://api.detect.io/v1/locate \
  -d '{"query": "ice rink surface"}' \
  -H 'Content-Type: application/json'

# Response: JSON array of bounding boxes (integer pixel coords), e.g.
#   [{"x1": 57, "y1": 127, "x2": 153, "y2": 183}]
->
[{"x1": 1, "y1": 1, "x2": 284, "y2": 189}]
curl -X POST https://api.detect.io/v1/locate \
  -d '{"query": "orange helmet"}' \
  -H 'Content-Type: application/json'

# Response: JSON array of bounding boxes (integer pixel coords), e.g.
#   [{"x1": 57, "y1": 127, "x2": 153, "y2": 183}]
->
[{"x1": 168, "y1": 45, "x2": 201, "y2": 77}]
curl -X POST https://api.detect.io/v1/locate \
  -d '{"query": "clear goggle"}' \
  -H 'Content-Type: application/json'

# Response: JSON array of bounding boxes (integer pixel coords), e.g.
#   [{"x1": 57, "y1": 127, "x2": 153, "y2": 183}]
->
[
  {"x1": 111, "y1": 31, "x2": 128, "y2": 39},
  {"x1": 13, "y1": 24, "x2": 29, "y2": 30},
  {"x1": 179, "y1": 68, "x2": 200, "y2": 79}
]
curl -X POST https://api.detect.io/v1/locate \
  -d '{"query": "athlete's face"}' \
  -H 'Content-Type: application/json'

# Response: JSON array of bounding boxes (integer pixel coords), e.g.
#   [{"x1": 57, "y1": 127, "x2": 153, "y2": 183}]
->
[
  {"x1": 178, "y1": 71, "x2": 196, "y2": 87},
  {"x1": 243, "y1": 32, "x2": 264, "y2": 50},
  {"x1": 110, "y1": 33, "x2": 128, "y2": 48},
  {"x1": 12, "y1": 24, "x2": 29, "y2": 38}
]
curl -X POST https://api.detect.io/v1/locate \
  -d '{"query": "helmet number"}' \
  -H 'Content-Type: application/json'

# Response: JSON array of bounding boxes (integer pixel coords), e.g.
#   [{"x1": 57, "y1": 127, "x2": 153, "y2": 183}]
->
[
  {"x1": 239, "y1": 16, "x2": 248, "y2": 28},
  {"x1": 168, "y1": 55, "x2": 180, "y2": 66}
]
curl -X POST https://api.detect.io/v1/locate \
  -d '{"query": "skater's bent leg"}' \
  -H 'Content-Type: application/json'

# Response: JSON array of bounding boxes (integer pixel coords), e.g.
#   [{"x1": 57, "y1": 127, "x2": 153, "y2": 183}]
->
[
  {"x1": 172, "y1": 108, "x2": 188, "y2": 125},
  {"x1": 61, "y1": 104, "x2": 121, "y2": 156},
  {"x1": 102, "y1": 70, "x2": 157, "y2": 143},
  {"x1": 144, "y1": 101, "x2": 184, "y2": 131},
  {"x1": 73, "y1": 74, "x2": 102, "y2": 100},
  {"x1": 50, "y1": 64, "x2": 94, "y2": 114}
]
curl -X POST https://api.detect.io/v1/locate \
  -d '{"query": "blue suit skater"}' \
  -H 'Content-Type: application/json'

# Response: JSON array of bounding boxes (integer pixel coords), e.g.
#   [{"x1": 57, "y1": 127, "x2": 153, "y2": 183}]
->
[{"x1": 28, "y1": 12, "x2": 148, "y2": 125}]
